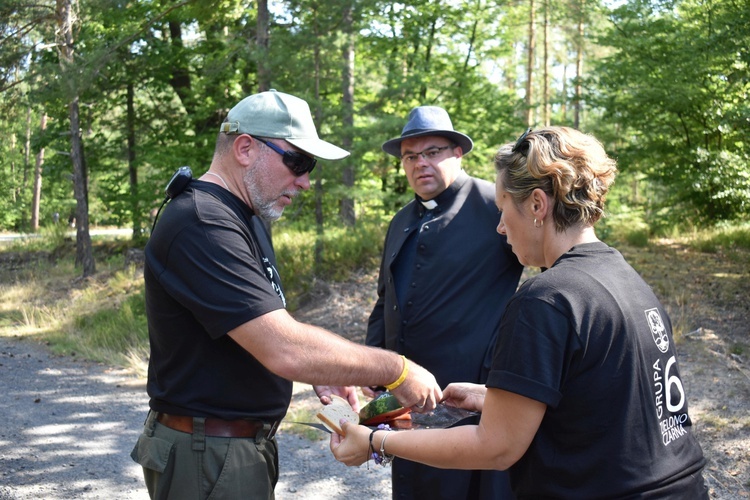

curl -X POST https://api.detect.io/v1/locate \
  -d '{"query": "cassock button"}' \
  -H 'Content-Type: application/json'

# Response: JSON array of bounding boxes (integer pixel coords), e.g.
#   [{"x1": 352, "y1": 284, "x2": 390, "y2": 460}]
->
[{"x1": 392, "y1": 305, "x2": 397, "y2": 311}]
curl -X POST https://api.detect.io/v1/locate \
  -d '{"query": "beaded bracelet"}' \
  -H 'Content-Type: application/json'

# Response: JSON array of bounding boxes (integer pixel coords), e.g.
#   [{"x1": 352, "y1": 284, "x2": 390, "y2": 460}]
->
[{"x1": 367, "y1": 424, "x2": 393, "y2": 468}]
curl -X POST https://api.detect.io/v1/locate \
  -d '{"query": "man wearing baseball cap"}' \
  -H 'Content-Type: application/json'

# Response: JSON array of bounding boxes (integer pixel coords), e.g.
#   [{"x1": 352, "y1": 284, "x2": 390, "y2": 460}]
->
[
  {"x1": 366, "y1": 106, "x2": 523, "y2": 499},
  {"x1": 132, "y1": 90, "x2": 443, "y2": 499}
]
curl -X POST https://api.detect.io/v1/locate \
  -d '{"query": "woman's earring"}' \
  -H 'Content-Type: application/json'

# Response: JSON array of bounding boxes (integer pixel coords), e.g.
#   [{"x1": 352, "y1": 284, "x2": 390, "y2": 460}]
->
[{"x1": 534, "y1": 218, "x2": 543, "y2": 228}]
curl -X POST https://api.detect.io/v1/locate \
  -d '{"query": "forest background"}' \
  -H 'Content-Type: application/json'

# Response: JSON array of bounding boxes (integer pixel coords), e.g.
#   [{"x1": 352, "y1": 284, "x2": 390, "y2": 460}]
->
[
  {"x1": 1, "y1": 0, "x2": 749, "y2": 301},
  {"x1": 1, "y1": 3, "x2": 749, "y2": 496},
  {"x1": 2, "y1": 0, "x2": 749, "y2": 271}
]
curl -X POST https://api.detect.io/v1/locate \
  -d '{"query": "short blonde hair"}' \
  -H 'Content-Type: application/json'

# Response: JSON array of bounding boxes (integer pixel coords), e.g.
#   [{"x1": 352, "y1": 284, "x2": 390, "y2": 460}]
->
[{"x1": 494, "y1": 127, "x2": 618, "y2": 232}]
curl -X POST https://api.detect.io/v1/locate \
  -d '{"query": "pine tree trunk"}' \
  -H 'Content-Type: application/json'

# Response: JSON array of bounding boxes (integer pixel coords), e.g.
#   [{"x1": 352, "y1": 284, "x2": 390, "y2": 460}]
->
[
  {"x1": 30, "y1": 113, "x2": 46, "y2": 232},
  {"x1": 525, "y1": 0, "x2": 536, "y2": 126},
  {"x1": 127, "y1": 83, "x2": 140, "y2": 240},
  {"x1": 256, "y1": 0, "x2": 270, "y2": 92},
  {"x1": 57, "y1": 0, "x2": 95, "y2": 276},
  {"x1": 340, "y1": 1, "x2": 356, "y2": 227},
  {"x1": 542, "y1": 0, "x2": 550, "y2": 127},
  {"x1": 574, "y1": 0, "x2": 584, "y2": 129}
]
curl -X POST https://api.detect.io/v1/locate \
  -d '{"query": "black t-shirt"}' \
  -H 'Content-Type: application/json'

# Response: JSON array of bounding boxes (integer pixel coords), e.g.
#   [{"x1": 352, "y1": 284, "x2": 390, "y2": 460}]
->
[
  {"x1": 488, "y1": 242, "x2": 707, "y2": 499},
  {"x1": 144, "y1": 181, "x2": 292, "y2": 421}
]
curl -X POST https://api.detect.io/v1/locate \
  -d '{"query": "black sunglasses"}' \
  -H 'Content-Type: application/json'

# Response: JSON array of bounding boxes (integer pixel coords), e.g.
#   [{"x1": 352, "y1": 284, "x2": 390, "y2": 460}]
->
[
  {"x1": 512, "y1": 128, "x2": 533, "y2": 155},
  {"x1": 252, "y1": 136, "x2": 317, "y2": 176}
]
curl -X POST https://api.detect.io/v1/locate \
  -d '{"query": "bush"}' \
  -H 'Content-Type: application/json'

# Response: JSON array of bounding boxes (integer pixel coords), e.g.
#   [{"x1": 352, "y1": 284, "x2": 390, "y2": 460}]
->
[
  {"x1": 274, "y1": 217, "x2": 387, "y2": 310},
  {"x1": 687, "y1": 223, "x2": 750, "y2": 253}
]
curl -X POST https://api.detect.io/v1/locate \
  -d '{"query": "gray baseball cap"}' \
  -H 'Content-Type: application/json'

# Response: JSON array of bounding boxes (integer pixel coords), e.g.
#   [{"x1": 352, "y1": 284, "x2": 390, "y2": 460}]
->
[{"x1": 220, "y1": 90, "x2": 349, "y2": 160}]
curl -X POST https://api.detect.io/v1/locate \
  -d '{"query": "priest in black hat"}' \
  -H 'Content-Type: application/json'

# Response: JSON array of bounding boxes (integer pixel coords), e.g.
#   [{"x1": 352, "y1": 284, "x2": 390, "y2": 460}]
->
[{"x1": 365, "y1": 106, "x2": 523, "y2": 499}]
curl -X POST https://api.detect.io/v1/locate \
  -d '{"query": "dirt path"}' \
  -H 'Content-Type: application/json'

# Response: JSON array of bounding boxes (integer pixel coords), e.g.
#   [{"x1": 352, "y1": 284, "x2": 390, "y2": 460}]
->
[
  {"x1": 0, "y1": 336, "x2": 390, "y2": 499},
  {"x1": 0, "y1": 240, "x2": 747, "y2": 499}
]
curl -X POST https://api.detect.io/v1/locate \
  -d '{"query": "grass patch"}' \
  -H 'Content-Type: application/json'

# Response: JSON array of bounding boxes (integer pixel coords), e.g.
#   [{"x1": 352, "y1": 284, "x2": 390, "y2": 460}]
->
[
  {"x1": 600, "y1": 206, "x2": 651, "y2": 247},
  {"x1": 281, "y1": 405, "x2": 327, "y2": 441},
  {"x1": 730, "y1": 343, "x2": 746, "y2": 357},
  {"x1": 0, "y1": 219, "x2": 388, "y2": 373},
  {"x1": 0, "y1": 232, "x2": 148, "y2": 373},
  {"x1": 1, "y1": 219, "x2": 746, "y2": 379},
  {"x1": 684, "y1": 224, "x2": 750, "y2": 254},
  {"x1": 275, "y1": 217, "x2": 387, "y2": 310}
]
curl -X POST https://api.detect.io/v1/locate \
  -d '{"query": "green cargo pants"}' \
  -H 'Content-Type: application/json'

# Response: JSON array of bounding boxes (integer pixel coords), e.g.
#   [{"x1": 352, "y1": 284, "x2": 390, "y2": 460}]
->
[{"x1": 131, "y1": 411, "x2": 279, "y2": 500}]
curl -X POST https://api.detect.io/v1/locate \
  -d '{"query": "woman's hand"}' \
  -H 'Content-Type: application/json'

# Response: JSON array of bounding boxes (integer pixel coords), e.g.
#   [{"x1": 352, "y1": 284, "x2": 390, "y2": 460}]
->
[
  {"x1": 442, "y1": 383, "x2": 487, "y2": 413},
  {"x1": 329, "y1": 421, "x2": 373, "y2": 467}
]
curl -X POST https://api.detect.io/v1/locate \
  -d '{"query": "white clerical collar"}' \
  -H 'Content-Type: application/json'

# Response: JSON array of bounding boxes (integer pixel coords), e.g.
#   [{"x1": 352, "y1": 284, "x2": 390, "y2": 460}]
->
[{"x1": 420, "y1": 199, "x2": 438, "y2": 210}]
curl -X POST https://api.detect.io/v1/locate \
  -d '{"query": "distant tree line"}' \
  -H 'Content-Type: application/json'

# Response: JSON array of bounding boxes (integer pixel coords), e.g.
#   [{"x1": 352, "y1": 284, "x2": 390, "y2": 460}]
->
[{"x1": 1, "y1": 0, "x2": 747, "y2": 275}]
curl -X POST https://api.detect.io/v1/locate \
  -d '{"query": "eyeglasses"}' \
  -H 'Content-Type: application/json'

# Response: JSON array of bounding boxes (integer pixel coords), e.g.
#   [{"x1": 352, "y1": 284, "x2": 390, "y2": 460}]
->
[
  {"x1": 512, "y1": 128, "x2": 533, "y2": 155},
  {"x1": 400, "y1": 145, "x2": 455, "y2": 166},
  {"x1": 252, "y1": 136, "x2": 317, "y2": 176}
]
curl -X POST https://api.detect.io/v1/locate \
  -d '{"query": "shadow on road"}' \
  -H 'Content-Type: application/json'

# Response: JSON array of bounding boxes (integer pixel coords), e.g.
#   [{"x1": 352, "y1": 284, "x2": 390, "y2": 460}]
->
[{"x1": 0, "y1": 336, "x2": 149, "y2": 499}]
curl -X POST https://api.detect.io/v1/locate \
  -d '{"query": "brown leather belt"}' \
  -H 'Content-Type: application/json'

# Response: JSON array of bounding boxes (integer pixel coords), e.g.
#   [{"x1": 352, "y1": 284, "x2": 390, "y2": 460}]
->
[{"x1": 157, "y1": 412, "x2": 279, "y2": 439}]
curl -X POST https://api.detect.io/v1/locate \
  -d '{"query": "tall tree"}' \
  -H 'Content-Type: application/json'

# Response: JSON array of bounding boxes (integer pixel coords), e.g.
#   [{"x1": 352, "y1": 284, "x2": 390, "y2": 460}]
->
[
  {"x1": 257, "y1": 0, "x2": 271, "y2": 92},
  {"x1": 57, "y1": 0, "x2": 95, "y2": 275},
  {"x1": 593, "y1": 0, "x2": 750, "y2": 223},
  {"x1": 525, "y1": 0, "x2": 537, "y2": 126},
  {"x1": 573, "y1": 0, "x2": 584, "y2": 129},
  {"x1": 340, "y1": 0, "x2": 356, "y2": 226},
  {"x1": 311, "y1": 4, "x2": 325, "y2": 268},
  {"x1": 542, "y1": 0, "x2": 550, "y2": 126},
  {"x1": 126, "y1": 82, "x2": 140, "y2": 240},
  {"x1": 30, "y1": 113, "x2": 46, "y2": 231}
]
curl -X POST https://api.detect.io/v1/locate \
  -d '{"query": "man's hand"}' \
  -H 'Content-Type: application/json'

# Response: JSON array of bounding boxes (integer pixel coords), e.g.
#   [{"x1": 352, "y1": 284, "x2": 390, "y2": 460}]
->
[
  {"x1": 390, "y1": 359, "x2": 442, "y2": 412},
  {"x1": 314, "y1": 385, "x2": 360, "y2": 412}
]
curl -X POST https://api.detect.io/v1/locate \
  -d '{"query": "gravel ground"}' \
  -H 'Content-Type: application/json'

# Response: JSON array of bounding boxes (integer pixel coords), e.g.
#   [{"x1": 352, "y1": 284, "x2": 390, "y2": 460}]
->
[
  {"x1": 0, "y1": 335, "x2": 390, "y2": 500},
  {"x1": 2, "y1": 242, "x2": 748, "y2": 499}
]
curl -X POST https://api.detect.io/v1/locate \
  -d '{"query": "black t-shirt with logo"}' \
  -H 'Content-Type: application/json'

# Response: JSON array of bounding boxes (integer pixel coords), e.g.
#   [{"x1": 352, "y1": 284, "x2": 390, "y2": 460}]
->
[
  {"x1": 144, "y1": 181, "x2": 292, "y2": 421},
  {"x1": 488, "y1": 242, "x2": 708, "y2": 499}
]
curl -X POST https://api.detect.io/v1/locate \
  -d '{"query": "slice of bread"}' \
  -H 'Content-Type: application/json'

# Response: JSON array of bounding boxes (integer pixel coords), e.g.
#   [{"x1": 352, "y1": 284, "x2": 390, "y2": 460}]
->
[{"x1": 316, "y1": 395, "x2": 359, "y2": 435}]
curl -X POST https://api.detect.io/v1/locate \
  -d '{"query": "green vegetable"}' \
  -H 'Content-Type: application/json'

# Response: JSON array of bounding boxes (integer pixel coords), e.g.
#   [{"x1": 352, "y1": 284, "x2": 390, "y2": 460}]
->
[{"x1": 359, "y1": 392, "x2": 410, "y2": 425}]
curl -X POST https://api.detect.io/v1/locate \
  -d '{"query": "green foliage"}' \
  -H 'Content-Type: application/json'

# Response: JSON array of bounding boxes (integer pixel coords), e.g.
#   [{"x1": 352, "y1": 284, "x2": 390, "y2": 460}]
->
[
  {"x1": 1, "y1": 0, "x2": 746, "y2": 238},
  {"x1": 686, "y1": 224, "x2": 750, "y2": 253},
  {"x1": 730, "y1": 344, "x2": 745, "y2": 357},
  {"x1": 600, "y1": 206, "x2": 652, "y2": 247},
  {"x1": 39, "y1": 221, "x2": 73, "y2": 249},
  {"x1": 72, "y1": 288, "x2": 148, "y2": 352},
  {"x1": 591, "y1": 0, "x2": 750, "y2": 226},
  {"x1": 674, "y1": 149, "x2": 750, "y2": 223},
  {"x1": 274, "y1": 217, "x2": 387, "y2": 310}
]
